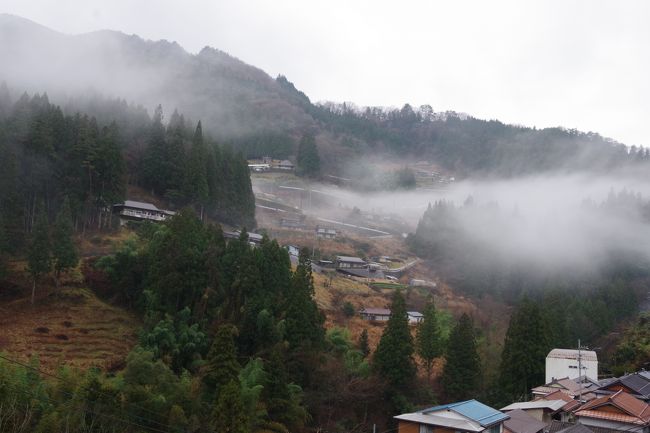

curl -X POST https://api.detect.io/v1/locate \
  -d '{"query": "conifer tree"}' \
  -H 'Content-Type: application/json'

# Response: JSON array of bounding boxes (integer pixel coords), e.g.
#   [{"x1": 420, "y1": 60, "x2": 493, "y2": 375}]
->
[
  {"x1": 499, "y1": 299, "x2": 551, "y2": 401},
  {"x1": 373, "y1": 290, "x2": 416, "y2": 390},
  {"x1": 416, "y1": 298, "x2": 442, "y2": 381},
  {"x1": 211, "y1": 379, "x2": 250, "y2": 433},
  {"x1": 204, "y1": 324, "x2": 241, "y2": 396},
  {"x1": 296, "y1": 133, "x2": 320, "y2": 178},
  {"x1": 441, "y1": 313, "x2": 481, "y2": 401},
  {"x1": 142, "y1": 105, "x2": 167, "y2": 195},
  {"x1": 52, "y1": 197, "x2": 78, "y2": 286},
  {"x1": 359, "y1": 328, "x2": 370, "y2": 358},
  {"x1": 184, "y1": 121, "x2": 209, "y2": 217},
  {"x1": 284, "y1": 248, "x2": 324, "y2": 351},
  {"x1": 27, "y1": 206, "x2": 52, "y2": 304}
]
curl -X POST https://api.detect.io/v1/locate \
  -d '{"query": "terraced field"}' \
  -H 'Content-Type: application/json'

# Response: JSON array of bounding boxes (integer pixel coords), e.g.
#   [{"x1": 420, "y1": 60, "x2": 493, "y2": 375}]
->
[{"x1": 0, "y1": 286, "x2": 140, "y2": 372}]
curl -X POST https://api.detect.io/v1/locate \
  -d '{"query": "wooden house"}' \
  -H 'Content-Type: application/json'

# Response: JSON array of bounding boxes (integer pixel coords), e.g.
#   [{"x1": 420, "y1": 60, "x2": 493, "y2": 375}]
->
[{"x1": 396, "y1": 400, "x2": 509, "y2": 433}]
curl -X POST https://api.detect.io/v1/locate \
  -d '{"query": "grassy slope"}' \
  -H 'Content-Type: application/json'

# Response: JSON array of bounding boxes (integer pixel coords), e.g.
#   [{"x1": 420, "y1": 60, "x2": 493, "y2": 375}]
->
[{"x1": 0, "y1": 285, "x2": 139, "y2": 372}]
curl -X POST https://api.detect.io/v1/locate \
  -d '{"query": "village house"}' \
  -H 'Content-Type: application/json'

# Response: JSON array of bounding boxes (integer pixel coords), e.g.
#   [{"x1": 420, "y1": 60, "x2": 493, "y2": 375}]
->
[
  {"x1": 532, "y1": 377, "x2": 599, "y2": 402},
  {"x1": 595, "y1": 372, "x2": 650, "y2": 402},
  {"x1": 534, "y1": 389, "x2": 583, "y2": 414},
  {"x1": 359, "y1": 308, "x2": 424, "y2": 324},
  {"x1": 223, "y1": 230, "x2": 264, "y2": 246},
  {"x1": 112, "y1": 200, "x2": 175, "y2": 225},
  {"x1": 502, "y1": 409, "x2": 547, "y2": 433},
  {"x1": 316, "y1": 227, "x2": 338, "y2": 239},
  {"x1": 359, "y1": 307, "x2": 391, "y2": 322},
  {"x1": 573, "y1": 390, "x2": 650, "y2": 433},
  {"x1": 336, "y1": 256, "x2": 367, "y2": 269},
  {"x1": 546, "y1": 349, "x2": 598, "y2": 383},
  {"x1": 501, "y1": 400, "x2": 567, "y2": 424},
  {"x1": 395, "y1": 400, "x2": 509, "y2": 433}
]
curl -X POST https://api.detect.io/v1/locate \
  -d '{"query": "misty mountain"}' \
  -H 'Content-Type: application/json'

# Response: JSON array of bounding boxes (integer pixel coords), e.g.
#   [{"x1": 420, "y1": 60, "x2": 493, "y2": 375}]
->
[{"x1": 1, "y1": 13, "x2": 643, "y2": 178}]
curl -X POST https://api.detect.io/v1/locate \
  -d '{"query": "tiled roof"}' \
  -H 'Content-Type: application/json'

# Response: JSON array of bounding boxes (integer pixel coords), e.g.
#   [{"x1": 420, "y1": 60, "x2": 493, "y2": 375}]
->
[
  {"x1": 503, "y1": 409, "x2": 547, "y2": 433},
  {"x1": 547, "y1": 421, "x2": 620, "y2": 433},
  {"x1": 599, "y1": 373, "x2": 650, "y2": 399},
  {"x1": 575, "y1": 390, "x2": 650, "y2": 425},
  {"x1": 536, "y1": 390, "x2": 581, "y2": 412},
  {"x1": 422, "y1": 400, "x2": 509, "y2": 427},
  {"x1": 554, "y1": 423, "x2": 595, "y2": 433},
  {"x1": 532, "y1": 377, "x2": 598, "y2": 400}
]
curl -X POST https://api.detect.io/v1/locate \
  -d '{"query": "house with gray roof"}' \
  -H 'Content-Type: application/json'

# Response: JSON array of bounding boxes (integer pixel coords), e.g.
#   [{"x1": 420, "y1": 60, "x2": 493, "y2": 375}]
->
[{"x1": 395, "y1": 400, "x2": 509, "y2": 433}]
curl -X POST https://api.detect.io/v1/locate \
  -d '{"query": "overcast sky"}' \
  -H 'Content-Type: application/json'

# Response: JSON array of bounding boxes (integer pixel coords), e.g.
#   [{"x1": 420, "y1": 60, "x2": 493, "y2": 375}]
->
[{"x1": 3, "y1": 0, "x2": 650, "y2": 147}]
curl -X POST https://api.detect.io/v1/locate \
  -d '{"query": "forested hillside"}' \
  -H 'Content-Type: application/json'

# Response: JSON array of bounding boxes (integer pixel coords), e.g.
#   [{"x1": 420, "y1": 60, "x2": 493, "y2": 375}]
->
[
  {"x1": 0, "y1": 83, "x2": 255, "y2": 254},
  {"x1": 2, "y1": 13, "x2": 648, "y2": 178}
]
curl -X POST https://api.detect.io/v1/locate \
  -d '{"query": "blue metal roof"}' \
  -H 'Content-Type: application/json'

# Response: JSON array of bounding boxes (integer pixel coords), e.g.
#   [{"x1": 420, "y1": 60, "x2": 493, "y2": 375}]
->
[{"x1": 420, "y1": 400, "x2": 509, "y2": 427}]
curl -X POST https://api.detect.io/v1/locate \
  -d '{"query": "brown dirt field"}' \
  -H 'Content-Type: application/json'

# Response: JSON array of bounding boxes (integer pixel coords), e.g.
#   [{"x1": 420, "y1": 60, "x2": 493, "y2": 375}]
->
[{"x1": 0, "y1": 286, "x2": 140, "y2": 372}]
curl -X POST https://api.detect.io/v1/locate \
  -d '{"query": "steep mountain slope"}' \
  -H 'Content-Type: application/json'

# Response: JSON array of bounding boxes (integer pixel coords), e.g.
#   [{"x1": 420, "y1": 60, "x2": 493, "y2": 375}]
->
[{"x1": 0, "y1": 13, "x2": 641, "y2": 178}]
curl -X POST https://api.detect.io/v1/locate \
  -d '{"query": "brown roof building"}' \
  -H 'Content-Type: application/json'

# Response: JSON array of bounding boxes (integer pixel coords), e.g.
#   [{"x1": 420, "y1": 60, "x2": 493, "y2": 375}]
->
[{"x1": 574, "y1": 390, "x2": 650, "y2": 433}]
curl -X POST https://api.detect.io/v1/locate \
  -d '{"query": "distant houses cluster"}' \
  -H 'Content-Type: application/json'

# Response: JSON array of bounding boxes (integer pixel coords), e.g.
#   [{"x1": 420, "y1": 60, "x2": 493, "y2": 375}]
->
[
  {"x1": 247, "y1": 156, "x2": 294, "y2": 172},
  {"x1": 395, "y1": 349, "x2": 650, "y2": 433}
]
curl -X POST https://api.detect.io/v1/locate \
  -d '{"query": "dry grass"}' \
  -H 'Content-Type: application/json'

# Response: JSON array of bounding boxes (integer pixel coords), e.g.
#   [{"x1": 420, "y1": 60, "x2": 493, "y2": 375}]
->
[{"x1": 0, "y1": 286, "x2": 140, "y2": 372}]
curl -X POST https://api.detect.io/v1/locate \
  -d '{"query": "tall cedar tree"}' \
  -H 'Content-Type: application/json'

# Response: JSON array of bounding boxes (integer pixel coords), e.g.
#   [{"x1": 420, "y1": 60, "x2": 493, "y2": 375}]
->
[
  {"x1": 184, "y1": 121, "x2": 209, "y2": 217},
  {"x1": 27, "y1": 206, "x2": 51, "y2": 304},
  {"x1": 204, "y1": 324, "x2": 241, "y2": 397},
  {"x1": 498, "y1": 299, "x2": 551, "y2": 401},
  {"x1": 442, "y1": 313, "x2": 481, "y2": 401},
  {"x1": 296, "y1": 133, "x2": 320, "y2": 178},
  {"x1": 211, "y1": 379, "x2": 250, "y2": 433},
  {"x1": 142, "y1": 105, "x2": 166, "y2": 195},
  {"x1": 51, "y1": 197, "x2": 78, "y2": 286},
  {"x1": 284, "y1": 248, "x2": 325, "y2": 386},
  {"x1": 373, "y1": 290, "x2": 416, "y2": 390},
  {"x1": 416, "y1": 298, "x2": 442, "y2": 381},
  {"x1": 284, "y1": 248, "x2": 325, "y2": 351}
]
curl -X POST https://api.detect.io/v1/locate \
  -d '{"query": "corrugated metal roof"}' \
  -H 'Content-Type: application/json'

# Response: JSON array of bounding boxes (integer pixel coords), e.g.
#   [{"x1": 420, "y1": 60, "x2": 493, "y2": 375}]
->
[
  {"x1": 122, "y1": 200, "x2": 160, "y2": 211},
  {"x1": 336, "y1": 256, "x2": 366, "y2": 263},
  {"x1": 502, "y1": 400, "x2": 566, "y2": 412},
  {"x1": 422, "y1": 400, "x2": 509, "y2": 427},
  {"x1": 395, "y1": 412, "x2": 484, "y2": 432},
  {"x1": 547, "y1": 349, "x2": 597, "y2": 362},
  {"x1": 360, "y1": 308, "x2": 391, "y2": 316},
  {"x1": 503, "y1": 409, "x2": 547, "y2": 433}
]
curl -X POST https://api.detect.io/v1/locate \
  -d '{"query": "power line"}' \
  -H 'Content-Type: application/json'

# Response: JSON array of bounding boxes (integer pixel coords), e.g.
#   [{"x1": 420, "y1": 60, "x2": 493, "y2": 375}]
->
[{"x1": 0, "y1": 353, "x2": 177, "y2": 432}]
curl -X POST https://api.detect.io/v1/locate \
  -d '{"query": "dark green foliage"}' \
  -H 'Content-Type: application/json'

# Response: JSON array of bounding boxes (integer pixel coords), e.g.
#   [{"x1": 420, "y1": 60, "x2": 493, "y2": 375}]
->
[
  {"x1": 284, "y1": 248, "x2": 325, "y2": 351},
  {"x1": 27, "y1": 205, "x2": 51, "y2": 302},
  {"x1": 51, "y1": 197, "x2": 78, "y2": 283},
  {"x1": 0, "y1": 213, "x2": 8, "y2": 279},
  {"x1": 359, "y1": 328, "x2": 370, "y2": 358},
  {"x1": 211, "y1": 379, "x2": 250, "y2": 433},
  {"x1": 342, "y1": 301, "x2": 355, "y2": 317},
  {"x1": 610, "y1": 312, "x2": 650, "y2": 375},
  {"x1": 183, "y1": 121, "x2": 210, "y2": 214},
  {"x1": 499, "y1": 299, "x2": 551, "y2": 401},
  {"x1": 140, "y1": 307, "x2": 208, "y2": 373},
  {"x1": 204, "y1": 324, "x2": 241, "y2": 395},
  {"x1": 442, "y1": 314, "x2": 481, "y2": 401},
  {"x1": 416, "y1": 298, "x2": 442, "y2": 381},
  {"x1": 373, "y1": 290, "x2": 416, "y2": 390},
  {"x1": 296, "y1": 133, "x2": 320, "y2": 178}
]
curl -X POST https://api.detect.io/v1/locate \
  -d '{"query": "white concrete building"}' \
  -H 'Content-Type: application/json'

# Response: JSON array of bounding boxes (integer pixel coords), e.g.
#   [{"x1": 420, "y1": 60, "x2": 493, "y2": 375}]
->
[{"x1": 546, "y1": 348, "x2": 598, "y2": 383}]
